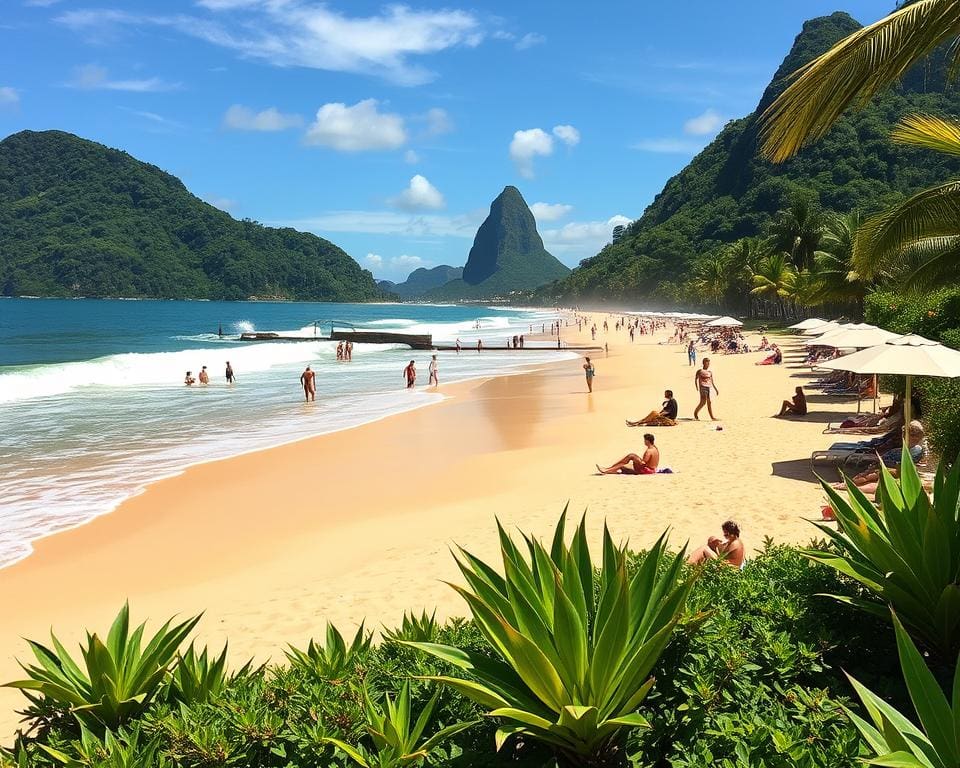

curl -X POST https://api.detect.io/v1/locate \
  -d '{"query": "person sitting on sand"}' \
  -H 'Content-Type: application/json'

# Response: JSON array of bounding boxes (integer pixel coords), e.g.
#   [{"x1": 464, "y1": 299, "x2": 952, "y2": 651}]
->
[
  {"x1": 184, "y1": 371, "x2": 195, "y2": 386},
  {"x1": 627, "y1": 390, "x2": 678, "y2": 427},
  {"x1": 776, "y1": 386, "x2": 807, "y2": 417},
  {"x1": 756, "y1": 344, "x2": 782, "y2": 365},
  {"x1": 596, "y1": 433, "x2": 660, "y2": 475},
  {"x1": 687, "y1": 520, "x2": 745, "y2": 567}
]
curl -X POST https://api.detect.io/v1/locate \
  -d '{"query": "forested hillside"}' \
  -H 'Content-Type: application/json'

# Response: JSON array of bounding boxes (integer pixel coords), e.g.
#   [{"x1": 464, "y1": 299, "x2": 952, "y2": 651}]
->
[
  {"x1": 0, "y1": 131, "x2": 387, "y2": 301},
  {"x1": 541, "y1": 12, "x2": 960, "y2": 303}
]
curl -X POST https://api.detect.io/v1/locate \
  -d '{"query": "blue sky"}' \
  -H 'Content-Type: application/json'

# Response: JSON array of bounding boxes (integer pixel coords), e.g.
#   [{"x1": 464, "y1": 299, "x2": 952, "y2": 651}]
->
[{"x1": 0, "y1": 0, "x2": 886, "y2": 282}]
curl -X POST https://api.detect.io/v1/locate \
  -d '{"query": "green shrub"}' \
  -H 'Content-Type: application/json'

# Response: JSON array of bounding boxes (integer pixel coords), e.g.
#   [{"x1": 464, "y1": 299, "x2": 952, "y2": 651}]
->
[
  {"x1": 4, "y1": 604, "x2": 200, "y2": 732},
  {"x1": 285, "y1": 623, "x2": 373, "y2": 682},
  {"x1": 810, "y1": 447, "x2": 960, "y2": 662},
  {"x1": 408, "y1": 512, "x2": 698, "y2": 767}
]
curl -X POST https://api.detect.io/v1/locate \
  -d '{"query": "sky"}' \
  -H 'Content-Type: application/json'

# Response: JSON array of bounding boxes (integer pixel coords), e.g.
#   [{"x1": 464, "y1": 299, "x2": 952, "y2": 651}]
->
[{"x1": 0, "y1": 0, "x2": 889, "y2": 282}]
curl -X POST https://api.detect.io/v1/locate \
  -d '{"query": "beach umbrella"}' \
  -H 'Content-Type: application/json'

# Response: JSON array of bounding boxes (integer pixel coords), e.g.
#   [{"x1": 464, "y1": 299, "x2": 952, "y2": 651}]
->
[
  {"x1": 818, "y1": 334, "x2": 960, "y2": 440},
  {"x1": 704, "y1": 316, "x2": 743, "y2": 327},
  {"x1": 789, "y1": 317, "x2": 828, "y2": 331},
  {"x1": 804, "y1": 327, "x2": 900, "y2": 348},
  {"x1": 802, "y1": 321, "x2": 843, "y2": 336}
]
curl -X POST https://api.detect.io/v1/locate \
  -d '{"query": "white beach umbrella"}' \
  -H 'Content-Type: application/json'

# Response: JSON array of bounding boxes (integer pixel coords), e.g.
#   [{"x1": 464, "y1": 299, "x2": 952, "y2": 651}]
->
[
  {"x1": 802, "y1": 321, "x2": 843, "y2": 336},
  {"x1": 805, "y1": 327, "x2": 900, "y2": 349},
  {"x1": 704, "y1": 316, "x2": 743, "y2": 327},
  {"x1": 818, "y1": 334, "x2": 960, "y2": 440},
  {"x1": 789, "y1": 318, "x2": 828, "y2": 330}
]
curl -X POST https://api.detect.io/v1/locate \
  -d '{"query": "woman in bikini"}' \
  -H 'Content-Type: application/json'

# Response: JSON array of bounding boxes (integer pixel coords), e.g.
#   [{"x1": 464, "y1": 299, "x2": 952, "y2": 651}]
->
[
  {"x1": 693, "y1": 358, "x2": 718, "y2": 420},
  {"x1": 687, "y1": 521, "x2": 744, "y2": 567}
]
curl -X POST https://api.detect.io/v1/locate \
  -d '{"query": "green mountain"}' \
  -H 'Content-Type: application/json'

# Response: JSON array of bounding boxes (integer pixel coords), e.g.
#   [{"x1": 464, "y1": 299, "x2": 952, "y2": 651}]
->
[
  {"x1": 378, "y1": 265, "x2": 463, "y2": 298},
  {"x1": 0, "y1": 130, "x2": 387, "y2": 301},
  {"x1": 541, "y1": 11, "x2": 960, "y2": 303},
  {"x1": 428, "y1": 186, "x2": 569, "y2": 299}
]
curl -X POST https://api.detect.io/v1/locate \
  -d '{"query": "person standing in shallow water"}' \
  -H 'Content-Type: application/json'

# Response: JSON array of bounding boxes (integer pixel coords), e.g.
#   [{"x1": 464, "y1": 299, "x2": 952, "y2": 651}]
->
[
  {"x1": 428, "y1": 354, "x2": 439, "y2": 387},
  {"x1": 225, "y1": 361, "x2": 235, "y2": 384},
  {"x1": 693, "y1": 358, "x2": 718, "y2": 420},
  {"x1": 403, "y1": 360, "x2": 417, "y2": 389},
  {"x1": 583, "y1": 357, "x2": 595, "y2": 393},
  {"x1": 300, "y1": 365, "x2": 316, "y2": 402}
]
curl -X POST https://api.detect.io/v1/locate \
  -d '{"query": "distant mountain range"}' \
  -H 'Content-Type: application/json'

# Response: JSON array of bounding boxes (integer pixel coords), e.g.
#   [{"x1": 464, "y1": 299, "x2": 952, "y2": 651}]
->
[
  {"x1": 378, "y1": 265, "x2": 463, "y2": 298},
  {"x1": 0, "y1": 130, "x2": 387, "y2": 301},
  {"x1": 541, "y1": 11, "x2": 960, "y2": 303}
]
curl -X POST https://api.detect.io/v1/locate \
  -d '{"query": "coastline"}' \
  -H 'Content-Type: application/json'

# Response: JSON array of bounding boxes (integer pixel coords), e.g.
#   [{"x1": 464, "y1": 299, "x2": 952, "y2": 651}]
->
[{"x1": 0, "y1": 322, "x2": 873, "y2": 738}]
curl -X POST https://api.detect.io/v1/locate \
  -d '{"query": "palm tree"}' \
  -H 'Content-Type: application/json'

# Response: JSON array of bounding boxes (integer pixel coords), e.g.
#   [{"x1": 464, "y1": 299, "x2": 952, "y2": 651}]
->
[
  {"x1": 723, "y1": 237, "x2": 768, "y2": 316},
  {"x1": 767, "y1": 195, "x2": 826, "y2": 269},
  {"x1": 691, "y1": 251, "x2": 730, "y2": 310},
  {"x1": 815, "y1": 211, "x2": 870, "y2": 310},
  {"x1": 758, "y1": 1, "x2": 960, "y2": 289},
  {"x1": 750, "y1": 252, "x2": 797, "y2": 318},
  {"x1": 758, "y1": 0, "x2": 960, "y2": 163}
]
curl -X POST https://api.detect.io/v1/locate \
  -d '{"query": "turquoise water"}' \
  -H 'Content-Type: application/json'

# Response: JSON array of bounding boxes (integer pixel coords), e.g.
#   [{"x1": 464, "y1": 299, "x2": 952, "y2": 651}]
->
[{"x1": 0, "y1": 298, "x2": 571, "y2": 568}]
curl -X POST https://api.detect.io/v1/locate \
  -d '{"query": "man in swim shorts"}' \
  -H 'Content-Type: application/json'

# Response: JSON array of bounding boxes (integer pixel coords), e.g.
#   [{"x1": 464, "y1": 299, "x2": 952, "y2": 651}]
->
[
  {"x1": 225, "y1": 361, "x2": 235, "y2": 384},
  {"x1": 596, "y1": 433, "x2": 660, "y2": 475},
  {"x1": 428, "y1": 355, "x2": 439, "y2": 387},
  {"x1": 300, "y1": 365, "x2": 316, "y2": 402},
  {"x1": 403, "y1": 360, "x2": 417, "y2": 388},
  {"x1": 693, "y1": 358, "x2": 718, "y2": 420}
]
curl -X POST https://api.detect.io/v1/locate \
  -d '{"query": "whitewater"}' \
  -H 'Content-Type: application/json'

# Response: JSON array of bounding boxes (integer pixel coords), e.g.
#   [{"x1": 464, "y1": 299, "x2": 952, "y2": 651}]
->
[{"x1": 0, "y1": 299, "x2": 573, "y2": 568}]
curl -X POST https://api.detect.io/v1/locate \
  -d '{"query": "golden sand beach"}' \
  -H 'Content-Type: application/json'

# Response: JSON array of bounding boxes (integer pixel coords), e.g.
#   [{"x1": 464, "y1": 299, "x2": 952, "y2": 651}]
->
[{"x1": 0, "y1": 318, "x2": 880, "y2": 737}]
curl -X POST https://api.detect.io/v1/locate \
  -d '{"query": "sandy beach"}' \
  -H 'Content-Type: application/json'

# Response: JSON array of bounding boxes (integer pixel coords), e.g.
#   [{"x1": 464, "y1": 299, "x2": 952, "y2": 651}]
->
[{"x1": 0, "y1": 318, "x2": 879, "y2": 737}]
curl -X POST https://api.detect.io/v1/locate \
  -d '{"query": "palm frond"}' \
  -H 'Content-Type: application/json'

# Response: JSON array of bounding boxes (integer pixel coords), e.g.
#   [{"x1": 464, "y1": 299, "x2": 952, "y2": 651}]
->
[
  {"x1": 854, "y1": 180, "x2": 960, "y2": 278},
  {"x1": 760, "y1": 0, "x2": 960, "y2": 162},
  {"x1": 877, "y1": 234, "x2": 960, "y2": 290},
  {"x1": 891, "y1": 112, "x2": 960, "y2": 156}
]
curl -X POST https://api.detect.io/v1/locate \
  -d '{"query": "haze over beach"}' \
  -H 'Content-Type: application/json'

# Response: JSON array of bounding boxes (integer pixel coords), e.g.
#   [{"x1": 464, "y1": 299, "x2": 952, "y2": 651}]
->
[{"x1": 4, "y1": 2, "x2": 960, "y2": 767}]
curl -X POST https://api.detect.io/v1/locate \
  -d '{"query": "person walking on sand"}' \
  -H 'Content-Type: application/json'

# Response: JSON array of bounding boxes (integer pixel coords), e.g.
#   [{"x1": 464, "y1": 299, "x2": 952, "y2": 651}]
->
[
  {"x1": 198, "y1": 366, "x2": 209, "y2": 385},
  {"x1": 428, "y1": 354, "x2": 439, "y2": 387},
  {"x1": 583, "y1": 357, "x2": 595, "y2": 393},
  {"x1": 403, "y1": 360, "x2": 417, "y2": 389},
  {"x1": 596, "y1": 433, "x2": 660, "y2": 475},
  {"x1": 693, "y1": 358, "x2": 718, "y2": 420},
  {"x1": 300, "y1": 365, "x2": 316, "y2": 402},
  {"x1": 225, "y1": 361, "x2": 235, "y2": 384},
  {"x1": 688, "y1": 340, "x2": 697, "y2": 366}
]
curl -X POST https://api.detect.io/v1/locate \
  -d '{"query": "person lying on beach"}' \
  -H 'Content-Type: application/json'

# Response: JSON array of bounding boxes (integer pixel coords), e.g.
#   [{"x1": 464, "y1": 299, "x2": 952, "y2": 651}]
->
[
  {"x1": 776, "y1": 386, "x2": 807, "y2": 417},
  {"x1": 756, "y1": 344, "x2": 782, "y2": 365},
  {"x1": 596, "y1": 433, "x2": 660, "y2": 475},
  {"x1": 830, "y1": 463, "x2": 933, "y2": 497},
  {"x1": 627, "y1": 390, "x2": 678, "y2": 427},
  {"x1": 686, "y1": 520, "x2": 745, "y2": 567}
]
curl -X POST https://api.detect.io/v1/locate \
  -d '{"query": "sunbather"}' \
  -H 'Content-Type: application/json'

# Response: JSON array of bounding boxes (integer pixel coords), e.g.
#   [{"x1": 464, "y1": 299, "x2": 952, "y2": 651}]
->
[
  {"x1": 596, "y1": 433, "x2": 660, "y2": 475},
  {"x1": 627, "y1": 390, "x2": 678, "y2": 427},
  {"x1": 686, "y1": 520, "x2": 745, "y2": 568},
  {"x1": 776, "y1": 386, "x2": 807, "y2": 417}
]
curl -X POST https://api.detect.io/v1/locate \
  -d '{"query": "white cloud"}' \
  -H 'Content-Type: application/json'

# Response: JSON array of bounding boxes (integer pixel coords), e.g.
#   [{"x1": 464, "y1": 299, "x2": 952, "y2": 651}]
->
[
  {"x1": 515, "y1": 32, "x2": 545, "y2": 50},
  {"x1": 392, "y1": 254, "x2": 426, "y2": 270},
  {"x1": 424, "y1": 107, "x2": 453, "y2": 136},
  {"x1": 552, "y1": 124, "x2": 580, "y2": 147},
  {"x1": 223, "y1": 104, "x2": 303, "y2": 131},
  {"x1": 24, "y1": 0, "x2": 63, "y2": 6},
  {"x1": 67, "y1": 64, "x2": 179, "y2": 92},
  {"x1": 530, "y1": 202, "x2": 573, "y2": 222},
  {"x1": 541, "y1": 215, "x2": 631, "y2": 256},
  {"x1": 304, "y1": 99, "x2": 406, "y2": 151},
  {"x1": 205, "y1": 195, "x2": 236, "y2": 211},
  {"x1": 684, "y1": 108, "x2": 724, "y2": 135},
  {"x1": 509, "y1": 128, "x2": 553, "y2": 178},
  {"x1": 0, "y1": 86, "x2": 19, "y2": 107},
  {"x1": 278, "y1": 209, "x2": 485, "y2": 239},
  {"x1": 119, "y1": 107, "x2": 183, "y2": 131},
  {"x1": 57, "y1": 4, "x2": 483, "y2": 86},
  {"x1": 631, "y1": 138, "x2": 705, "y2": 154},
  {"x1": 365, "y1": 253, "x2": 383, "y2": 268},
  {"x1": 404, "y1": 149, "x2": 420, "y2": 164},
  {"x1": 389, "y1": 175, "x2": 445, "y2": 212},
  {"x1": 365, "y1": 252, "x2": 429, "y2": 280}
]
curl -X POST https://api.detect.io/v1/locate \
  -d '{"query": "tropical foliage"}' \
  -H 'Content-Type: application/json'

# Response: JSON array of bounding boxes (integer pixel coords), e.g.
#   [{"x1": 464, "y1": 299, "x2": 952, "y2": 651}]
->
[
  {"x1": 322, "y1": 682, "x2": 475, "y2": 768},
  {"x1": 809, "y1": 445, "x2": 960, "y2": 661},
  {"x1": 284, "y1": 622, "x2": 372, "y2": 681},
  {"x1": 845, "y1": 613, "x2": 960, "y2": 768},
  {"x1": 0, "y1": 130, "x2": 388, "y2": 301},
  {"x1": 406, "y1": 511, "x2": 697, "y2": 766},
  {"x1": 4, "y1": 604, "x2": 200, "y2": 731}
]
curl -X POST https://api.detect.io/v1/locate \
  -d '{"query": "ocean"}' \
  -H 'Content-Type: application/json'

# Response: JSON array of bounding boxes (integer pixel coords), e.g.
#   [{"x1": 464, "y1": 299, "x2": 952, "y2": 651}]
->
[{"x1": 0, "y1": 298, "x2": 573, "y2": 569}]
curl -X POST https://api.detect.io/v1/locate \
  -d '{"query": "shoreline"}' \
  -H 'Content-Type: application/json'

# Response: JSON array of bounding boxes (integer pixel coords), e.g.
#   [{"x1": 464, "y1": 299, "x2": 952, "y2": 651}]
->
[{"x1": 0, "y1": 320, "x2": 875, "y2": 739}]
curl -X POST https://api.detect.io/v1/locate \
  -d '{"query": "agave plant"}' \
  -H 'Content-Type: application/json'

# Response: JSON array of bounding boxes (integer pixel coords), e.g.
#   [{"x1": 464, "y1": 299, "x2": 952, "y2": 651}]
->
[
  {"x1": 382, "y1": 611, "x2": 440, "y2": 644},
  {"x1": 167, "y1": 643, "x2": 231, "y2": 705},
  {"x1": 285, "y1": 622, "x2": 372, "y2": 680},
  {"x1": 406, "y1": 510, "x2": 698, "y2": 767},
  {"x1": 808, "y1": 445, "x2": 960, "y2": 661},
  {"x1": 39, "y1": 724, "x2": 169, "y2": 767},
  {"x1": 845, "y1": 612, "x2": 960, "y2": 768},
  {"x1": 324, "y1": 681, "x2": 475, "y2": 768},
  {"x1": 4, "y1": 604, "x2": 200, "y2": 730}
]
